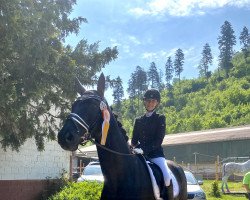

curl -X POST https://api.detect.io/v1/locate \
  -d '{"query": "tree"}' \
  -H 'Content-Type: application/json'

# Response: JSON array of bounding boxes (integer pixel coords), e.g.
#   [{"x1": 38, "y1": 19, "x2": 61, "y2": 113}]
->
[
  {"x1": 147, "y1": 62, "x2": 160, "y2": 89},
  {"x1": 174, "y1": 48, "x2": 185, "y2": 84},
  {"x1": 239, "y1": 26, "x2": 250, "y2": 60},
  {"x1": 127, "y1": 66, "x2": 147, "y2": 112},
  {"x1": 165, "y1": 56, "x2": 174, "y2": 88},
  {"x1": 127, "y1": 73, "x2": 137, "y2": 99},
  {"x1": 112, "y1": 76, "x2": 124, "y2": 111},
  {"x1": 218, "y1": 21, "x2": 236, "y2": 78},
  {"x1": 198, "y1": 43, "x2": 213, "y2": 80},
  {"x1": 0, "y1": 0, "x2": 118, "y2": 151},
  {"x1": 158, "y1": 69, "x2": 165, "y2": 92}
]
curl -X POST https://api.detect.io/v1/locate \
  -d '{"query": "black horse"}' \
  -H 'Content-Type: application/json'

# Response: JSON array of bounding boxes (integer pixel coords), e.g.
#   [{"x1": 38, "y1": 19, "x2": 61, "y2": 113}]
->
[{"x1": 58, "y1": 73, "x2": 187, "y2": 200}]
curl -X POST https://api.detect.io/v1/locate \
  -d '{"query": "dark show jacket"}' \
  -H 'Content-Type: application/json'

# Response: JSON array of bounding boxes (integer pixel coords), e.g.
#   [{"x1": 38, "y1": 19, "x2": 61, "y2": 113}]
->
[{"x1": 131, "y1": 112, "x2": 166, "y2": 158}]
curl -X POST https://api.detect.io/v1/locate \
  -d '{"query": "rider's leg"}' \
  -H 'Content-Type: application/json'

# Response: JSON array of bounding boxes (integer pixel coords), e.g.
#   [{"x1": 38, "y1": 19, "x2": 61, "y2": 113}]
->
[
  {"x1": 149, "y1": 157, "x2": 171, "y2": 186},
  {"x1": 149, "y1": 157, "x2": 173, "y2": 199}
]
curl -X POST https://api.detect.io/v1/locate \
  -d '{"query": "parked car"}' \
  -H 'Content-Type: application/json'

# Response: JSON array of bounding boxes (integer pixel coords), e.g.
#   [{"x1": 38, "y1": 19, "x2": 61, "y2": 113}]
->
[
  {"x1": 77, "y1": 161, "x2": 104, "y2": 182},
  {"x1": 185, "y1": 170, "x2": 206, "y2": 200}
]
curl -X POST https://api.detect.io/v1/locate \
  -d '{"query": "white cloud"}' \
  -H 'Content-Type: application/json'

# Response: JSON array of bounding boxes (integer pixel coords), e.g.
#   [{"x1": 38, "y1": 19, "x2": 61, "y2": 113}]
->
[
  {"x1": 142, "y1": 52, "x2": 158, "y2": 60},
  {"x1": 110, "y1": 38, "x2": 121, "y2": 47},
  {"x1": 141, "y1": 49, "x2": 175, "y2": 62},
  {"x1": 123, "y1": 45, "x2": 131, "y2": 53},
  {"x1": 109, "y1": 35, "x2": 142, "y2": 56},
  {"x1": 128, "y1": 36, "x2": 141, "y2": 45},
  {"x1": 129, "y1": 0, "x2": 250, "y2": 17}
]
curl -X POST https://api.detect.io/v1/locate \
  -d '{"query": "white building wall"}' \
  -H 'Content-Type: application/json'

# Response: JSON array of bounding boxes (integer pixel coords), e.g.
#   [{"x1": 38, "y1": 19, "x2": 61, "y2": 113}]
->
[{"x1": 0, "y1": 138, "x2": 70, "y2": 180}]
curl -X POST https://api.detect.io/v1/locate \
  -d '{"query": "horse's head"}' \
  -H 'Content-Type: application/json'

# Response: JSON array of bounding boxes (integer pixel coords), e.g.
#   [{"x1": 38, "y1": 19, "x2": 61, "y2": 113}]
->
[{"x1": 57, "y1": 73, "x2": 108, "y2": 151}]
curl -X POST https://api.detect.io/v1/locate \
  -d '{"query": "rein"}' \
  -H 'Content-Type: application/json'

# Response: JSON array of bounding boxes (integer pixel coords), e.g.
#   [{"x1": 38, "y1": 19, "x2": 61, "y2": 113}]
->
[{"x1": 89, "y1": 138, "x2": 135, "y2": 156}]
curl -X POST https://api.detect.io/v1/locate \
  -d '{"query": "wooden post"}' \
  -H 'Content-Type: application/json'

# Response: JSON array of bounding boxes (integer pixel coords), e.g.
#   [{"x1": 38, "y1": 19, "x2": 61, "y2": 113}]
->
[
  {"x1": 215, "y1": 155, "x2": 219, "y2": 181},
  {"x1": 217, "y1": 155, "x2": 220, "y2": 179},
  {"x1": 80, "y1": 160, "x2": 83, "y2": 175},
  {"x1": 193, "y1": 152, "x2": 198, "y2": 172},
  {"x1": 69, "y1": 153, "x2": 73, "y2": 181}
]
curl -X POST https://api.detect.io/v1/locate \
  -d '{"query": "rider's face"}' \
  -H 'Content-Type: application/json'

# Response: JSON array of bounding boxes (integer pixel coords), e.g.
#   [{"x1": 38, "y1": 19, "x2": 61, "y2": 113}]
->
[{"x1": 144, "y1": 99, "x2": 159, "y2": 112}]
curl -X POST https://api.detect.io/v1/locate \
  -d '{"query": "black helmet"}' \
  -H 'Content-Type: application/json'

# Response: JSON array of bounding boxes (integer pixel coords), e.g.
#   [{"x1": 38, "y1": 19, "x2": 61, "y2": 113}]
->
[{"x1": 143, "y1": 89, "x2": 161, "y2": 102}]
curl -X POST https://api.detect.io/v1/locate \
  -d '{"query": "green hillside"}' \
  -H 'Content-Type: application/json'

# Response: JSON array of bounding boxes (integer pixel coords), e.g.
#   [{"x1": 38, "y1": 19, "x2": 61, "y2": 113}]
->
[{"x1": 115, "y1": 51, "x2": 250, "y2": 137}]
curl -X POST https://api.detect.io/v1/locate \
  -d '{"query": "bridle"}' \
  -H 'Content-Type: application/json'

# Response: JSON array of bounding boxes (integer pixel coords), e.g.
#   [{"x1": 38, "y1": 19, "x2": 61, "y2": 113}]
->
[
  {"x1": 67, "y1": 94, "x2": 103, "y2": 144},
  {"x1": 67, "y1": 94, "x2": 135, "y2": 156}
]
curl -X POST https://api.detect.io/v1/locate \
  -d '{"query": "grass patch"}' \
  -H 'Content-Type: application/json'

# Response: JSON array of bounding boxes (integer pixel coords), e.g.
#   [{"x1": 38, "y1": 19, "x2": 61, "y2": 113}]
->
[{"x1": 202, "y1": 180, "x2": 247, "y2": 200}]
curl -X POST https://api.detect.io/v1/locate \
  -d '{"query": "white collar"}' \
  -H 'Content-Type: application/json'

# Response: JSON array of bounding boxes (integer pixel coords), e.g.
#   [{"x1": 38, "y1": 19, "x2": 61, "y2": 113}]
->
[{"x1": 146, "y1": 111, "x2": 154, "y2": 117}]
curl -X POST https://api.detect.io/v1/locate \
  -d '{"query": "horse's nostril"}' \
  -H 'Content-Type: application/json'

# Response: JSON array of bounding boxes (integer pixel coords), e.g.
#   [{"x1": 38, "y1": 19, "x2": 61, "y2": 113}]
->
[{"x1": 66, "y1": 133, "x2": 74, "y2": 142}]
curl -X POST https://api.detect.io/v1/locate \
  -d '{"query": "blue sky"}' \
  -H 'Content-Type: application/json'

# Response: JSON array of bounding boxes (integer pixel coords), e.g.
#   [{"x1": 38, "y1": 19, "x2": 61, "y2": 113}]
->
[{"x1": 66, "y1": 0, "x2": 250, "y2": 104}]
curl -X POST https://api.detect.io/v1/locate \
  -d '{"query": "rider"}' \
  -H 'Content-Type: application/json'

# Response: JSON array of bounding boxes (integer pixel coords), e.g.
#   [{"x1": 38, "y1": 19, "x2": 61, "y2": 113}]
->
[
  {"x1": 243, "y1": 171, "x2": 250, "y2": 200},
  {"x1": 131, "y1": 88, "x2": 173, "y2": 199}
]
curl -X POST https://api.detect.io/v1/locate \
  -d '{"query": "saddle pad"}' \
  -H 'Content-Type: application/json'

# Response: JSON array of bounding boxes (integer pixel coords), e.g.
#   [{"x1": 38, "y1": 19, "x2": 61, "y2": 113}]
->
[
  {"x1": 145, "y1": 161, "x2": 162, "y2": 200},
  {"x1": 145, "y1": 161, "x2": 180, "y2": 199}
]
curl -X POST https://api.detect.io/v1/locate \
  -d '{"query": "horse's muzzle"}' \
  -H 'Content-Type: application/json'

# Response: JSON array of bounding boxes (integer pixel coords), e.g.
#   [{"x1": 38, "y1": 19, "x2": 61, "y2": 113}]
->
[{"x1": 57, "y1": 129, "x2": 80, "y2": 151}]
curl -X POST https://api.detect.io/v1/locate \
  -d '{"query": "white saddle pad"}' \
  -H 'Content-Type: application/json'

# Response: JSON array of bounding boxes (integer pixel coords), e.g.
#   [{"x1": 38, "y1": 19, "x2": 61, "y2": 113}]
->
[{"x1": 145, "y1": 161, "x2": 180, "y2": 200}]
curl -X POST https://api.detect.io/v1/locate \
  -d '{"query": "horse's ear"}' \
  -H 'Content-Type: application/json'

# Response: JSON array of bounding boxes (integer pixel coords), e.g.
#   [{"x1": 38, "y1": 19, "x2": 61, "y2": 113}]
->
[
  {"x1": 97, "y1": 73, "x2": 105, "y2": 98},
  {"x1": 75, "y1": 77, "x2": 86, "y2": 95}
]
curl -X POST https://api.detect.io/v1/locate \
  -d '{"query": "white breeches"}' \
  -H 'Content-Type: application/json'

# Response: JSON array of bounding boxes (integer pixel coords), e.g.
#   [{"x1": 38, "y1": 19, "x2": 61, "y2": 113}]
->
[{"x1": 149, "y1": 157, "x2": 172, "y2": 186}]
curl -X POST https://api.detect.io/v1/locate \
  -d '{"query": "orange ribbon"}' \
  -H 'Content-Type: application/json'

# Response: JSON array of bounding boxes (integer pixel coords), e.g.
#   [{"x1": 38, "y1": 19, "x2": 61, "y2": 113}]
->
[{"x1": 100, "y1": 101, "x2": 110, "y2": 145}]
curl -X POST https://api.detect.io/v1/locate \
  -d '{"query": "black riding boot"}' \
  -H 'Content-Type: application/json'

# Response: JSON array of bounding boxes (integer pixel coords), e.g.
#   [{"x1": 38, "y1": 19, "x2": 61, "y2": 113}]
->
[{"x1": 164, "y1": 180, "x2": 174, "y2": 200}]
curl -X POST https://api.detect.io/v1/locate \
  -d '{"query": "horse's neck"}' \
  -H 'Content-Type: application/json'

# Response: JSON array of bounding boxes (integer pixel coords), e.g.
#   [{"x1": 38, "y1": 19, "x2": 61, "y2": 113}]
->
[{"x1": 96, "y1": 117, "x2": 131, "y2": 178}]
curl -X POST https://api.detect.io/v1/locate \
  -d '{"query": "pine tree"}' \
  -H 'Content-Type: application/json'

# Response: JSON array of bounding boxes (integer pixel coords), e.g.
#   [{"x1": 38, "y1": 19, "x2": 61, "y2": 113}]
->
[
  {"x1": 174, "y1": 49, "x2": 185, "y2": 84},
  {"x1": 218, "y1": 21, "x2": 236, "y2": 78},
  {"x1": 165, "y1": 56, "x2": 174, "y2": 88},
  {"x1": 158, "y1": 69, "x2": 165, "y2": 92},
  {"x1": 127, "y1": 66, "x2": 147, "y2": 113},
  {"x1": 198, "y1": 43, "x2": 213, "y2": 80},
  {"x1": 147, "y1": 62, "x2": 160, "y2": 89},
  {"x1": 239, "y1": 26, "x2": 250, "y2": 59},
  {"x1": 112, "y1": 76, "x2": 124, "y2": 111}
]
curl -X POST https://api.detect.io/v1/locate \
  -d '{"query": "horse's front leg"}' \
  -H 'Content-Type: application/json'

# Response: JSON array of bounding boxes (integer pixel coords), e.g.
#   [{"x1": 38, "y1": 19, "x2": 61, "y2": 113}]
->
[
  {"x1": 221, "y1": 181, "x2": 225, "y2": 193},
  {"x1": 225, "y1": 182, "x2": 230, "y2": 193},
  {"x1": 100, "y1": 185, "x2": 111, "y2": 200}
]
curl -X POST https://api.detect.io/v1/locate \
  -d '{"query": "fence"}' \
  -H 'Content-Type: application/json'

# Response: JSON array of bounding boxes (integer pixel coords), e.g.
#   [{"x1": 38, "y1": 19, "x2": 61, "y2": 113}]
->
[{"x1": 174, "y1": 153, "x2": 249, "y2": 181}]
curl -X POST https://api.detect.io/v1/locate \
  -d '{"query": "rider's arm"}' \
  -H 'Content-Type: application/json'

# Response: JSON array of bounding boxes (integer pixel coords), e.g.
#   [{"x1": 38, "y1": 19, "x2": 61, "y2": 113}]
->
[
  {"x1": 243, "y1": 173, "x2": 250, "y2": 193},
  {"x1": 244, "y1": 184, "x2": 250, "y2": 193},
  {"x1": 151, "y1": 115, "x2": 166, "y2": 150},
  {"x1": 155, "y1": 115, "x2": 166, "y2": 146}
]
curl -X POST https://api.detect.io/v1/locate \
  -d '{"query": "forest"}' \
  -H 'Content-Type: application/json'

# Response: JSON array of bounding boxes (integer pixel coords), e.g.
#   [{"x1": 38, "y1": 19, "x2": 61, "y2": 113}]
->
[{"x1": 110, "y1": 21, "x2": 250, "y2": 137}]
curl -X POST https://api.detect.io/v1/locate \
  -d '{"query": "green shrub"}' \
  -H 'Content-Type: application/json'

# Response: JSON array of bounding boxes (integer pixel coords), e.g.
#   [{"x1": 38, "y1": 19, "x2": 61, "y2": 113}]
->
[
  {"x1": 209, "y1": 181, "x2": 221, "y2": 198},
  {"x1": 41, "y1": 169, "x2": 70, "y2": 200},
  {"x1": 49, "y1": 181, "x2": 103, "y2": 200}
]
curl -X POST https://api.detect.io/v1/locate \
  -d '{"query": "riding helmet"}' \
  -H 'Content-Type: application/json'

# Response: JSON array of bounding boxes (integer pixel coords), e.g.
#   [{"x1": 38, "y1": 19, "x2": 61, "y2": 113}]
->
[{"x1": 143, "y1": 89, "x2": 161, "y2": 102}]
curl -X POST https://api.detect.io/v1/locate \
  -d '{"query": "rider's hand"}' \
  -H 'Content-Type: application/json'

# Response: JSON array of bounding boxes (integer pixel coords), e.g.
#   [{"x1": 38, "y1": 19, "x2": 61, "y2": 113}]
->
[{"x1": 133, "y1": 148, "x2": 144, "y2": 154}]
